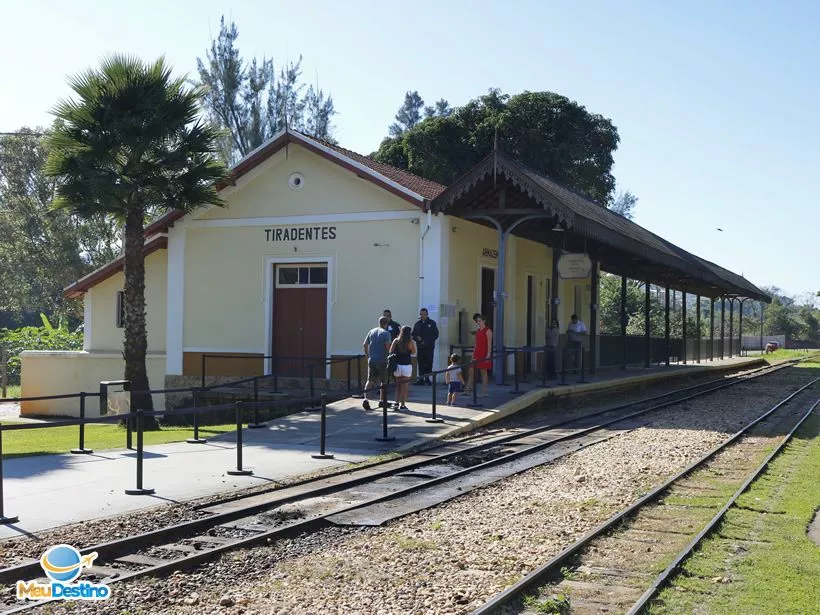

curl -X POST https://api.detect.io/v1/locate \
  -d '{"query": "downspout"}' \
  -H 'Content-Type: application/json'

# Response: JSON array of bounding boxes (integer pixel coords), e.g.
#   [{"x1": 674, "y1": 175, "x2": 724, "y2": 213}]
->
[{"x1": 418, "y1": 208, "x2": 432, "y2": 306}]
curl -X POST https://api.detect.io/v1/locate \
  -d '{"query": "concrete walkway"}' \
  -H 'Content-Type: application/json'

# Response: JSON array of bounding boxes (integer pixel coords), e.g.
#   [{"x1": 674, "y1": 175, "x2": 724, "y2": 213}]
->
[{"x1": 0, "y1": 356, "x2": 762, "y2": 539}]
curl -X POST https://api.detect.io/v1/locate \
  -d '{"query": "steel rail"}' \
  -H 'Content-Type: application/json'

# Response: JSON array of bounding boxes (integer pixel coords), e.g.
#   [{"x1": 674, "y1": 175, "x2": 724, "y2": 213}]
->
[
  {"x1": 469, "y1": 375, "x2": 820, "y2": 615},
  {"x1": 187, "y1": 358, "x2": 791, "y2": 512},
  {"x1": 1, "y1": 367, "x2": 814, "y2": 613},
  {"x1": 0, "y1": 359, "x2": 799, "y2": 586},
  {"x1": 626, "y1": 396, "x2": 820, "y2": 614}
]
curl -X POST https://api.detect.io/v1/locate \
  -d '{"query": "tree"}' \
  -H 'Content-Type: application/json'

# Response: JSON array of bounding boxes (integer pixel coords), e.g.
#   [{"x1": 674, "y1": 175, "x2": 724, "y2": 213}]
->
[
  {"x1": 389, "y1": 91, "x2": 425, "y2": 137},
  {"x1": 375, "y1": 89, "x2": 620, "y2": 204},
  {"x1": 610, "y1": 190, "x2": 638, "y2": 220},
  {"x1": 424, "y1": 99, "x2": 452, "y2": 119},
  {"x1": 45, "y1": 55, "x2": 227, "y2": 416},
  {"x1": 197, "y1": 16, "x2": 337, "y2": 163},
  {"x1": 0, "y1": 129, "x2": 120, "y2": 327}
]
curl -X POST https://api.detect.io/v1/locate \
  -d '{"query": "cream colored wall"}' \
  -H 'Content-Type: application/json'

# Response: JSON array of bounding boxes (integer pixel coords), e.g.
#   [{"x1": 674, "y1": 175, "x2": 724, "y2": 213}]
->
[
  {"x1": 445, "y1": 217, "x2": 554, "y2": 352},
  {"x1": 445, "y1": 218, "x2": 499, "y2": 348},
  {"x1": 200, "y1": 147, "x2": 413, "y2": 219},
  {"x1": 86, "y1": 249, "x2": 168, "y2": 352},
  {"x1": 511, "y1": 238, "x2": 553, "y2": 347},
  {"x1": 182, "y1": 143, "x2": 421, "y2": 357},
  {"x1": 183, "y1": 221, "x2": 419, "y2": 355},
  {"x1": 20, "y1": 351, "x2": 166, "y2": 417}
]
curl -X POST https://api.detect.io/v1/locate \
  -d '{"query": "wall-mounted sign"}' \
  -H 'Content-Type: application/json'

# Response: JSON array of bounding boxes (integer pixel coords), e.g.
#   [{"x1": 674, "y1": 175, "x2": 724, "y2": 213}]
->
[
  {"x1": 482, "y1": 248, "x2": 498, "y2": 259},
  {"x1": 558, "y1": 253, "x2": 592, "y2": 279},
  {"x1": 265, "y1": 226, "x2": 337, "y2": 242}
]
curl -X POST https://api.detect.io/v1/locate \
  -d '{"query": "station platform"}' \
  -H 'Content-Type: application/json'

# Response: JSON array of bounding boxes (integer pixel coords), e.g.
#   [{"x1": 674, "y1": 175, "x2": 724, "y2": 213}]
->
[{"x1": 0, "y1": 355, "x2": 763, "y2": 540}]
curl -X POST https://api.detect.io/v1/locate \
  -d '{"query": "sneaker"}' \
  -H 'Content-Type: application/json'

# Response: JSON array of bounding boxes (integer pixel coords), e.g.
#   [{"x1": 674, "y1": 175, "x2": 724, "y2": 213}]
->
[
  {"x1": 399, "y1": 405, "x2": 409, "y2": 411},
  {"x1": 362, "y1": 399, "x2": 371, "y2": 411}
]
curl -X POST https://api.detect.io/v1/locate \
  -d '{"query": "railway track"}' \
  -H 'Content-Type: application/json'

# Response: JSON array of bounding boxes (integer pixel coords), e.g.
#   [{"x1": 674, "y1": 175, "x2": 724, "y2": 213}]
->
[
  {"x1": 471, "y1": 376, "x2": 819, "y2": 615},
  {"x1": 0, "y1": 358, "x2": 813, "y2": 613}
]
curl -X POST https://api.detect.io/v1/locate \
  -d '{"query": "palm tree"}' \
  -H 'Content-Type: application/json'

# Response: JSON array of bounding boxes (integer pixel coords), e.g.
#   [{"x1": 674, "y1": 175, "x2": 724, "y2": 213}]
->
[{"x1": 45, "y1": 55, "x2": 227, "y2": 416}]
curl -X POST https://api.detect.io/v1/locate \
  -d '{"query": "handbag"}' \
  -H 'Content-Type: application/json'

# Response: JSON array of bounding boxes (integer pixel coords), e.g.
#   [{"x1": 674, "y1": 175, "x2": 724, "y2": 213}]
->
[{"x1": 387, "y1": 353, "x2": 399, "y2": 372}]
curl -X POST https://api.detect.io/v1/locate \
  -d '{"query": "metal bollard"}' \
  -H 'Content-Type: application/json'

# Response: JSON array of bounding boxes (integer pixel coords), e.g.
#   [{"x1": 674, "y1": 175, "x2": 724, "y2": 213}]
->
[
  {"x1": 558, "y1": 348, "x2": 568, "y2": 386},
  {"x1": 0, "y1": 426, "x2": 19, "y2": 524},
  {"x1": 227, "y1": 402, "x2": 253, "y2": 475},
  {"x1": 374, "y1": 382, "x2": 395, "y2": 442},
  {"x1": 126, "y1": 407, "x2": 133, "y2": 450},
  {"x1": 467, "y1": 359, "x2": 484, "y2": 408},
  {"x1": 426, "y1": 374, "x2": 444, "y2": 423},
  {"x1": 577, "y1": 350, "x2": 588, "y2": 384},
  {"x1": 124, "y1": 409, "x2": 155, "y2": 495},
  {"x1": 248, "y1": 378, "x2": 266, "y2": 429},
  {"x1": 311, "y1": 394, "x2": 334, "y2": 459},
  {"x1": 187, "y1": 389, "x2": 207, "y2": 444},
  {"x1": 510, "y1": 349, "x2": 521, "y2": 394},
  {"x1": 71, "y1": 392, "x2": 93, "y2": 454},
  {"x1": 541, "y1": 345, "x2": 549, "y2": 388}
]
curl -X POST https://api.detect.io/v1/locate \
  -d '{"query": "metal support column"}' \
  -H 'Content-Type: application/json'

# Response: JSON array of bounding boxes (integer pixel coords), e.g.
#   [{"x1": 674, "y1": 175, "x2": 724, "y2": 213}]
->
[
  {"x1": 739, "y1": 298, "x2": 747, "y2": 355},
  {"x1": 589, "y1": 259, "x2": 598, "y2": 375},
  {"x1": 710, "y1": 298, "x2": 715, "y2": 361},
  {"x1": 550, "y1": 249, "x2": 561, "y2": 324},
  {"x1": 681, "y1": 291, "x2": 687, "y2": 364},
  {"x1": 620, "y1": 275, "x2": 628, "y2": 370},
  {"x1": 467, "y1": 212, "x2": 547, "y2": 386},
  {"x1": 696, "y1": 295, "x2": 701, "y2": 363},
  {"x1": 720, "y1": 297, "x2": 726, "y2": 359},
  {"x1": 644, "y1": 282, "x2": 651, "y2": 368},
  {"x1": 728, "y1": 298, "x2": 734, "y2": 358},
  {"x1": 759, "y1": 301, "x2": 764, "y2": 350},
  {"x1": 494, "y1": 230, "x2": 508, "y2": 384},
  {"x1": 664, "y1": 284, "x2": 670, "y2": 366}
]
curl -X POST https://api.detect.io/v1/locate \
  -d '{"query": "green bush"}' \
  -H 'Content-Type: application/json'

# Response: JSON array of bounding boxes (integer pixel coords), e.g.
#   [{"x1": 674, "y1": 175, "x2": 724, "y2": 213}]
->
[{"x1": 0, "y1": 314, "x2": 83, "y2": 385}]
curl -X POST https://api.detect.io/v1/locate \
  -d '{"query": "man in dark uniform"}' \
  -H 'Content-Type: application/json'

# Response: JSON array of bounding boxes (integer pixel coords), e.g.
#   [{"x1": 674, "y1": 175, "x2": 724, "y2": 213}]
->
[
  {"x1": 412, "y1": 307, "x2": 439, "y2": 385},
  {"x1": 383, "y1": 309, "x2": 401, "y2": 341}
]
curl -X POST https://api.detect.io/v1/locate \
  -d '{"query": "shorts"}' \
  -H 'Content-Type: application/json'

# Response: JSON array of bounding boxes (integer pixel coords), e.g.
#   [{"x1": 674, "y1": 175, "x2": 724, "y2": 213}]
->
[
  {"x1": 394, "y1": 364, "x2": 413, "y2": 379},
  {"x1": 448, "y1": 381, "x2": 463, "y2": 394},
  {"x1": 368, "y1": 359, "x2": 388, "y2": 382}
]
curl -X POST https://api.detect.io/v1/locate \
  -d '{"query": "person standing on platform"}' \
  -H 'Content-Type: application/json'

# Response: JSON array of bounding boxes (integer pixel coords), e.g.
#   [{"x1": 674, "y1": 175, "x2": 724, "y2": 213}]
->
[
  {"x1": 383, "y1": 309, "x2": 401, "y2": 341},
  {"x1": 412, "y1": 308, "x2": 439, "y2": 385},
  {"x1": 361, "y1": 316, "x2": 391, "y2": 411},
  {"x1": 445, "y1": 354, "x2": 465, "y2": 405},
  {"x1": 390, "y1": 326, "x2": 416, "y2": 410},
  {"x1": 545, "y1": 318, "x2": 560, "y2": 380},
  {"x1": 567, "y1": 314, "x2": 587, "y2": 371},
  {"x1": 468, "y1": 314, "x2": 493, "y2": 397}
]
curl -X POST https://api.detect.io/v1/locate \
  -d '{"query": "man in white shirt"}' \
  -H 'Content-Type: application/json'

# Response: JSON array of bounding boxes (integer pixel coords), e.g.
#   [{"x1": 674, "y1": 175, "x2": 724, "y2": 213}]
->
[{"x1": 566, "y1": 314, "x2": 587, "y2": 370}]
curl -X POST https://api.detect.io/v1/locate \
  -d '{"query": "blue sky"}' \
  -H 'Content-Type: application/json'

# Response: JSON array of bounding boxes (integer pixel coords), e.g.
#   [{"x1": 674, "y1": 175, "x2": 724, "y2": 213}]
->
[{"x1": 2, "y1": 0, "x2": 817, "y2": 300}]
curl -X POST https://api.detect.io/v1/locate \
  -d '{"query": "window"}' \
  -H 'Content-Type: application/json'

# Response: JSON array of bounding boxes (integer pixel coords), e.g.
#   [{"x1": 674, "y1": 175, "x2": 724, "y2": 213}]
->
[
  {"x1": 276, "y1": 265, "x2": 328, "y2": 288},
  {"x1": 116, "y1": 291, "x2": 125, "y2": 328}
]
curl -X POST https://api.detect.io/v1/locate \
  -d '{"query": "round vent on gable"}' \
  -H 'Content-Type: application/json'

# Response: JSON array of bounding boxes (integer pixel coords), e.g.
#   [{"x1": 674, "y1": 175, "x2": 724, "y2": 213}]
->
[{"x1": 288, "y1": 172, "x2": 305, "y2": 190}]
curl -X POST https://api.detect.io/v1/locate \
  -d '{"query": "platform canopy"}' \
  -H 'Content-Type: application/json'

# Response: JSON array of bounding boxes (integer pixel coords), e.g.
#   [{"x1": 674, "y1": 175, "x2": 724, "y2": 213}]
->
[{"x1": 431, "y1": 151, "x2": 770, "y2": 302}]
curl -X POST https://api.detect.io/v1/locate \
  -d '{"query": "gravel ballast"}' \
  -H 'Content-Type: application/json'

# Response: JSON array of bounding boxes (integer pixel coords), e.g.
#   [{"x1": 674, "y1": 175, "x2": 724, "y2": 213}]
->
[{"x1": 17, "y1": 368, "x2": 816, "y2": 615}]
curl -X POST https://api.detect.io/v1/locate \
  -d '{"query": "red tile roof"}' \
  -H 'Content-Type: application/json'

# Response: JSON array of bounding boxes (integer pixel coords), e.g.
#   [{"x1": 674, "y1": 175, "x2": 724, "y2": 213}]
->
[{"x1": 314, "y1": 138, "x2": 447, "y2": 201}]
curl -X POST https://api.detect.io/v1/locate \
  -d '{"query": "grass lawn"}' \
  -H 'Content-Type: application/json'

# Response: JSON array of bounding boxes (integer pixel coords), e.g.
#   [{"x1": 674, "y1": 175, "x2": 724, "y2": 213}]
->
[
  {"x1": 762, "y1": 348, "x2": 820, "y2": 363},
  {"x1": 648, "y1": 411, "x2": 820, "y2": 614},
  {"x1": 0, "y1": 422, "x2": 238, "y2": 457},
  {"x1": 1, "y1": 384, "x2": 21, "y2": 399}
]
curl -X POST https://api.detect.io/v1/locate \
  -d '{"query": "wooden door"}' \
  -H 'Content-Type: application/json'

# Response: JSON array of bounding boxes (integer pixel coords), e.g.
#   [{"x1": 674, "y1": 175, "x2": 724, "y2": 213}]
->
[
  {"x1": 272, "y1": 264, "x2": 328, "y2": 377},
  {"x1": 480, "y1": 267, "x2": 496, "y2": 331}
]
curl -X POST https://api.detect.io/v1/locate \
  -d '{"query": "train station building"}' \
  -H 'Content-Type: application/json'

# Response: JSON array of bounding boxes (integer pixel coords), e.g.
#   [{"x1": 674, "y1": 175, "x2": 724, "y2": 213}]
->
[{"x1": 21, "y1": 129, "x2": 769, "y2": 415}]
